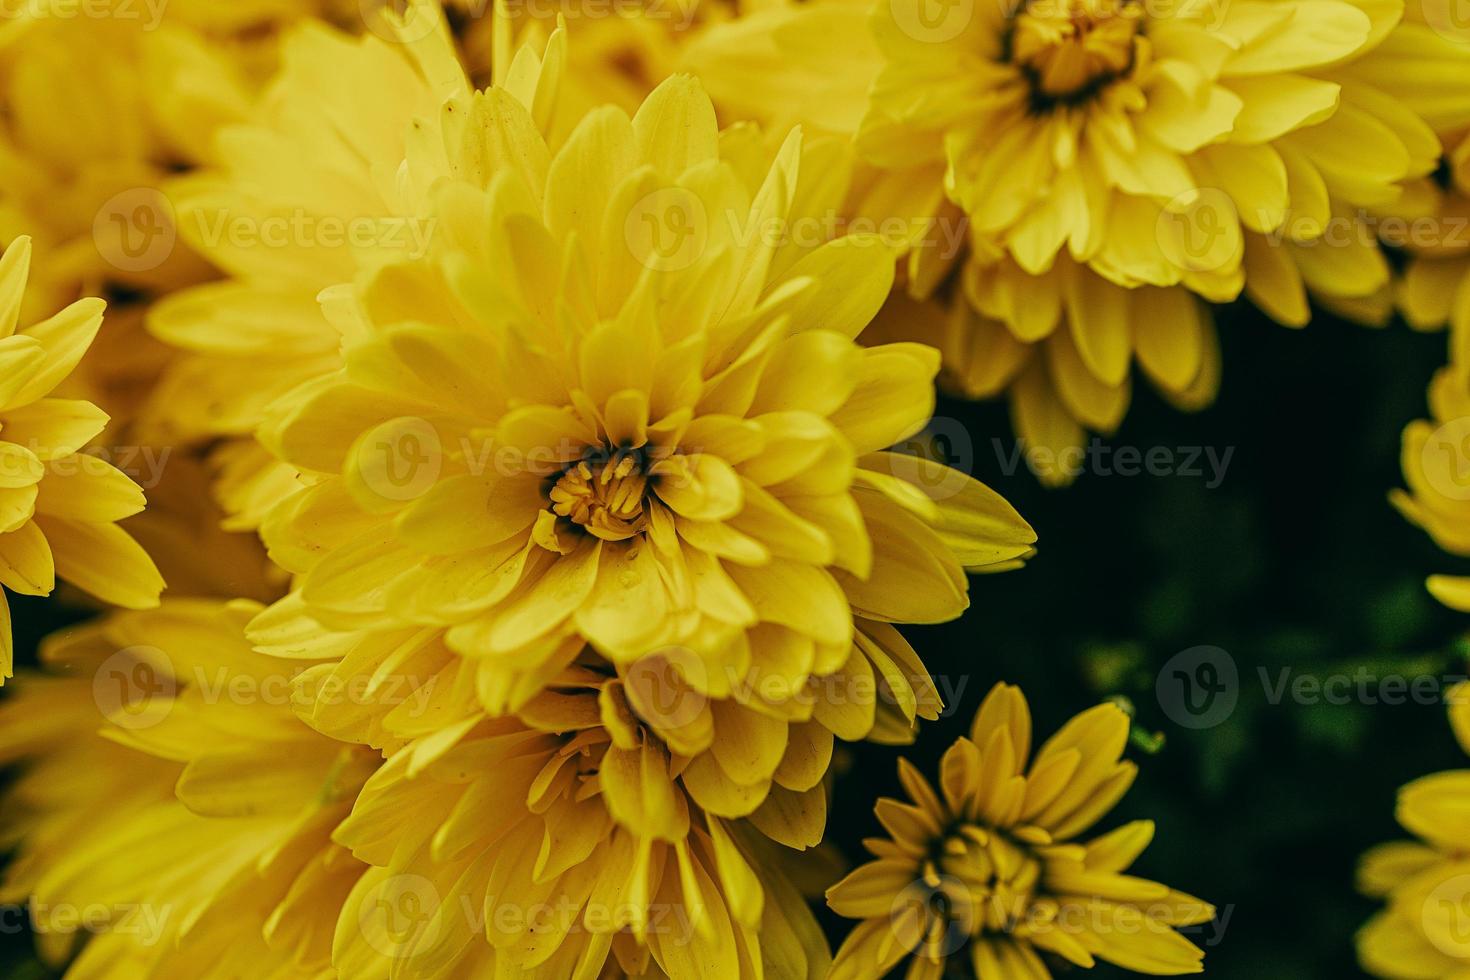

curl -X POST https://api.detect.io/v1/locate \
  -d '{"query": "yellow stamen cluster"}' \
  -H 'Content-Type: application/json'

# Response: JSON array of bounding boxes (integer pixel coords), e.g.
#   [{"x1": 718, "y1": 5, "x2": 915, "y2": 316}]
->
[{"x1": 549, "y1": 450, "x2": 650, "y2": 541}]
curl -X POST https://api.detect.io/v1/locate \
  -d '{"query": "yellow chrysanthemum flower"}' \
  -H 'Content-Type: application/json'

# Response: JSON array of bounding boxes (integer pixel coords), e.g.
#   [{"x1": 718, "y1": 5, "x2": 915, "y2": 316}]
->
[
  {"x1": 685, "y1": 0, "x2": 1468, "y2": 480},
  {"x1": 0, "y1": 237, "x2": 162, "y2": 678},
  {"x1": 330, "y1": 666, "x2": 831, "y2": 978},
  {"x1": 826, "y1": 683, "x2": 1214, "y2": 979},
  {"x1": 1358, "y1": 682, "x2": 1470, "y2": 978},
  {"x1": 252, "y1": 73, "x2": 1034, "y2": 774},
  {"x1": 0, "y1": 601, "x2": 377, "y2": 977},
  {"x1": 144, "y1": 0, "x2": 567, "y2": 528},
  {"x1": 0, "y1": 2, "x2": 318, "y2": 321},
  {"x1": 1391, "y1": 361, "x2": 1470, "y2": 611}
]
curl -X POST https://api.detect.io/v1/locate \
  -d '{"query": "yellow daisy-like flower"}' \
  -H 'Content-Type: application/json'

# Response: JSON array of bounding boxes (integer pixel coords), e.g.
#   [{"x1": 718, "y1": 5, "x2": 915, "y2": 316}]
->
[
  {"x1": 685, "y1": 0, "x2": 1466, "y2": 480},
  {"x1": 0, "y1": 601, "x2": 377, "y2": 978},
  {"x1": 256, "y1": 73, "x2": 1035, "y2": 728},
  {"x1": 1391, "y1": 361, "x2": 1470, "y2": 612},
  {"x1": 0, "y1": 237, "x2": 162, "y2": 678},
  {"x1": 144, "y1": 0, "x2": 567, "y2": 528},
  {"x1": 827, "y1": 0, "x2": 1436, "y2": 294},
  {"x1": 1358, "y1": 682, "x2": 1470, "y2": 979},
  {"x1": 331, "y1": 666, "x2": 831, "y2": 978},
  {"x1": 827, "y1": 683, "x2": 1214, "y2": 979}
]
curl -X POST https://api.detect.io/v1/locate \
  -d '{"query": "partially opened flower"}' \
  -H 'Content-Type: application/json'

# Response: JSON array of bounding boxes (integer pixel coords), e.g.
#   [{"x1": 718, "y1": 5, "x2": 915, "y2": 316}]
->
[
  {"x1": 0, "y1": 237, "x2": 163, "y2": 678},
  {"x1": 331, "y1": 667, "x2": 831, "y2": 978},
  {"x1": 0, "y1": 601, "x2": 377, "y2": 977},
  {"x1": 1358, "y1": 682, "x2": 1470, "y2": 978},
  {"x1": 255, "y1": 73, "x2": 1034, "y2": 736},
  {"x1": 827, "y1": 683, "x2": 1213, "y2": 979}
]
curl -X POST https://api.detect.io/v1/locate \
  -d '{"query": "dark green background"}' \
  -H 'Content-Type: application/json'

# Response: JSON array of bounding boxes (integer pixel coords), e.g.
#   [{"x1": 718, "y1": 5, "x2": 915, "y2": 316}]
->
[{"x1": 2, "y1": 301, "x2": 1464, "y2": 978}]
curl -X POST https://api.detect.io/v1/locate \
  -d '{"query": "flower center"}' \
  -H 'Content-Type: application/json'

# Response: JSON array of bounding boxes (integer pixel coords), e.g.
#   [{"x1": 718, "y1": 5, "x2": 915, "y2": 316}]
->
[
  {"x1": 928, "y1": 826, "x2": 1044, "y2": 936},
  {"x1": 549, "y1": 449, "x2": 649, "y2": 541},
  {"x1": 1011, "y1": 0, "x2": 1141, "y2": 101}
]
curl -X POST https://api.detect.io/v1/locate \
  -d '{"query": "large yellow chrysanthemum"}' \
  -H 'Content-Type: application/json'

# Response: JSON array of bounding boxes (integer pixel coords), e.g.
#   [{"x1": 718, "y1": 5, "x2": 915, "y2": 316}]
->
[
  {"x1": 144, "y1": 0, "x2": 568, "y2": 528},
  {"x1": 253, "y1": 71, "x2": 1034, "y2": 743},
  {"x1": 331, "y1": 668, "x2": 831, "y2": 978},
  {"x1": 1358, "y1": 682, "x2": 1470, "y2": 979},
  {"x1": 0, "y1": 237, "x2": 162, "y2": 678},
  {"x1": 685, "y1": 0, "x2": 1468, "y2": 480},
  {"x1": 0, "y1": 601, "x2": 377, "y2": 978},
  {"x1": 827, "y1": 683, "x2": 1214, "y2": 979}
]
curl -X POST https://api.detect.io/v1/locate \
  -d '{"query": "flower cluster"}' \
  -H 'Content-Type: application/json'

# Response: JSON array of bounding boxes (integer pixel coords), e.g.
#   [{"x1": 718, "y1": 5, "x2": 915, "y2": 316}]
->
[{"x1": 9, "y1": 0, "x2": 1469, "y2": 976}]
